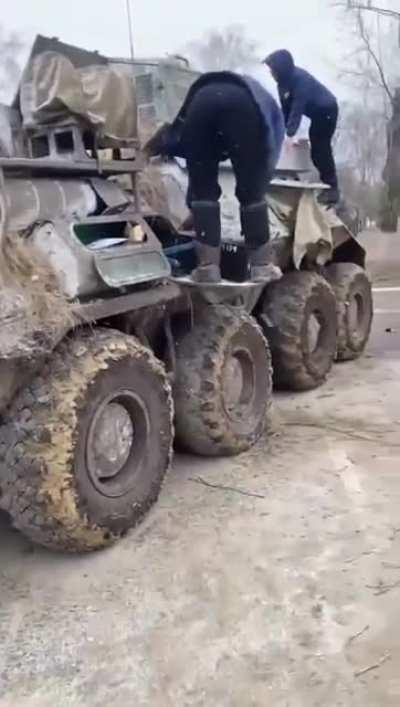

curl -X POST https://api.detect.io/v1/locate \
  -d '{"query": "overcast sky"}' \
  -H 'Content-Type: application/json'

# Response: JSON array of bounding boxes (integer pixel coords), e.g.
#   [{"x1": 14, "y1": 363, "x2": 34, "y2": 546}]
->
[{"x1": 4, "y1": 0, "x2": 345, "y2": 94}]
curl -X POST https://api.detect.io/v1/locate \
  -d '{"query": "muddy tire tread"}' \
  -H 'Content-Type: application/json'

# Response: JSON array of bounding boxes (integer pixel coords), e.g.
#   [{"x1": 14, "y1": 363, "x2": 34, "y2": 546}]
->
[
  {"x1": 326, "y1": 263, "x2": 373, "y2": 361},
  {"x1": 0, "y1": 328, "x2": 173, "y2": 552},
  {"x1": 260, "y1": 271, "x2": 337, "y2": 391},
  {"x1": 174, "y1": 306, "x2": 272, "y2": 457}
]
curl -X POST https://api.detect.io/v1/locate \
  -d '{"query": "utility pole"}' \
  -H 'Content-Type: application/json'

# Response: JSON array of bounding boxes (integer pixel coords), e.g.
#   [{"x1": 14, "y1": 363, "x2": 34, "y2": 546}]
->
[{"x1": 126, "y1": 0, "x2": 135, "y2": 61}]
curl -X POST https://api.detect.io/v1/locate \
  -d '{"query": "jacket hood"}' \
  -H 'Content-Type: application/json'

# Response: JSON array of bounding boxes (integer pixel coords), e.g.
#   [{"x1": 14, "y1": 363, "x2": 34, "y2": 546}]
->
[{"x1": 264, "y1": 50, "x2": 295, "y2": 84}]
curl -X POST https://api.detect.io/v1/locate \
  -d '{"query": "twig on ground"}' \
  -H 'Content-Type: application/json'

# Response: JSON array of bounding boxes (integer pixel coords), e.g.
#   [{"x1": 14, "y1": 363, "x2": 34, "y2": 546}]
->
[
  {"x1": 189, "y1": 476, "x2": 266, "y2": 499},
  {"x1": 346, "y1": 624, "x2": 370, "y2": 647},
  {"x1": 354, "y1": 652, "x2": 391, "y2": 678},
  {"x1": 285, "y1": 421, "x2": 400, "y2": 447},
  {"x1": 284, "y1": 421, "x2": 376, "y2": 442},
  {"x1": 366, "y1": 580, "x2": 400, "y2": 596},
  {"x1": 269, "y1": 430, "x2": 281, "y2": 439},
  {"x1": 321, "y1": 466, "x2": 349, "y2": 476},
  {"x1": 344, "y1": 550, "x2": 376, "y2": 564}
]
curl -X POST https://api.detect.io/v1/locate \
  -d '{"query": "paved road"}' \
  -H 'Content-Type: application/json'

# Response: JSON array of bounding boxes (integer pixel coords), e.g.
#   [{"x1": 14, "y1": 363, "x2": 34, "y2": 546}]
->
[
  {"x1": 360, "y1": 230, "x2": 400, "y2": 287},
  {"x1": 1, "y1": 286, "x2": 400, "y2": 707},
  {"x1": 370, "y1": 286, "x2": 400, "y2": 354}
]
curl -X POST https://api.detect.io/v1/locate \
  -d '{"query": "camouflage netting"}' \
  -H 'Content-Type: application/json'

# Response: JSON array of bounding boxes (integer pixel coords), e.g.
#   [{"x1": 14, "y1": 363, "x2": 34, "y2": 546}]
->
[{"x1": 0, "y1": 228, "x2": 78, "y2": 359}]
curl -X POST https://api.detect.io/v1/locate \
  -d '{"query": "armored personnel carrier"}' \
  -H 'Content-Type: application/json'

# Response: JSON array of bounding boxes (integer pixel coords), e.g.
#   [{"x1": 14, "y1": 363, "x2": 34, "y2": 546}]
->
[{"x1": 0, "y1": 37, "x2": 372, "y2": 552}]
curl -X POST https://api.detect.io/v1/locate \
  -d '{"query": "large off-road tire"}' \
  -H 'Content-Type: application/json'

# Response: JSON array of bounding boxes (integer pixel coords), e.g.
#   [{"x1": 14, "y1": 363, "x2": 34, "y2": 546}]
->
[
  {"x1": 326, "y1": 263, "x2": 373, "y2": 361},
  {"x1": 173, "y1": 306, "x2": 272, "y2": 457},
  {"x1": 259, "y1": 271, "x2": 337, "y2": 391},
  {"x1": 0, "y1": 329, "x2": 173, "y2": 552}
]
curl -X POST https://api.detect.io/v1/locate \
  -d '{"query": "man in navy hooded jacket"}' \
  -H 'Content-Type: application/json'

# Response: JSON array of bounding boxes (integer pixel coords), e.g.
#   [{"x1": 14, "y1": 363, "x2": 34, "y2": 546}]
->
[
  {"x1": 265, "y1": 50, "x2": 339, "y2": 205},
  {"x1": 144, "y1": 71, "x2": 285, "y2": 283}
]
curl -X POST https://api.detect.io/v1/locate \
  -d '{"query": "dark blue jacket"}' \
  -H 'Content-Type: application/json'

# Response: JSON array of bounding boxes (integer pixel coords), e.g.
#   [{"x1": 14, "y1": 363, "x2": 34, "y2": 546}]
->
[
  {"x1": 265, "y1": 50, "x2": 337, "y2": 137},
  {"x1": 152, "y1": 71, "x2": 284, "y2": 180},
  {"x1": 241, "y1": 73, "x2": 285, "y2": 171}
]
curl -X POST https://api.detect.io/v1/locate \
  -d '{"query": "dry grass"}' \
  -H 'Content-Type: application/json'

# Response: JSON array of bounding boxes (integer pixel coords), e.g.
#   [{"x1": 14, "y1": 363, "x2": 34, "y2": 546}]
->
[{"x1": 0, "y1": 229, "x2": 78, "y2": 356}]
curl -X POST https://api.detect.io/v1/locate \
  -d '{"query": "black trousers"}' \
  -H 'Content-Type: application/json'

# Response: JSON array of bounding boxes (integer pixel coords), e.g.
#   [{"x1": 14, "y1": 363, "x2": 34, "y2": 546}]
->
[
  {"x1": 309, "y1": 105, "x2": 338, "y2": 189},
  {"x1": 182, "y1": 81, "x2": 270, "y2": 211}
]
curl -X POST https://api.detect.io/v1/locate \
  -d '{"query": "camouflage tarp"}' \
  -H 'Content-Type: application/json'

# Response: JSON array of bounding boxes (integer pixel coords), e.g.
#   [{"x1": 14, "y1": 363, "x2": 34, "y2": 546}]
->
[
  {"x1": 20, "y1": 51, "x2": 138, "y2": 146},
  {"x1": 142, "y1": 159, "x2": 339, "y2": 267}
]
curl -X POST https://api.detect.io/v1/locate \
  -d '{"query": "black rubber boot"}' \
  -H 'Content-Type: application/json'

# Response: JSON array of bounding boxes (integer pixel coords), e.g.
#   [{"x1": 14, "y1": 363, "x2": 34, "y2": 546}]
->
[
  {"x1": 240, "y1": 202, "x2": 282, "y2": 283},
  {"x1": 190, "y1": 201, "x2": 222, "y2": 283},
  {"x1": 247, "y1": 243, "x2": 282, "y2": 283},
  {"x1": 191, "y1": 243, "x2": 221, "y2": 283}
]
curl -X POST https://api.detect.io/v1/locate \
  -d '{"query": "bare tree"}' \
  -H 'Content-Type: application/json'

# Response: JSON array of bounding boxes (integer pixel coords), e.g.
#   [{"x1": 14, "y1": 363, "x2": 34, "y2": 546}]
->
[
  {"x1": 336, "y1": 101, "x2": 386, "y2": 183},
  {"x1": 0, "y1": 25, "x2": 24, "y2": 102},
  {"x1": 334, "y1": 100, "x2": 386, "y2": 224},
  {"x1": 334, "y1": 1, "x2": 400, "y2": 228},
  {"x1": 185, "y1": 25, "x2": 259, "y2": 72},
  {"x1": 344, "y1": 1, "x2": 400, "y2": 23}
]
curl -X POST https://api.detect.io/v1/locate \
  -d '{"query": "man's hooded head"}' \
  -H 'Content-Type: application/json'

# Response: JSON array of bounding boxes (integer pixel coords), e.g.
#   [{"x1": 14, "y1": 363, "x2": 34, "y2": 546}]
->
[{"x1": 264, "y1": 50, "x2": 295, "y2": 85}]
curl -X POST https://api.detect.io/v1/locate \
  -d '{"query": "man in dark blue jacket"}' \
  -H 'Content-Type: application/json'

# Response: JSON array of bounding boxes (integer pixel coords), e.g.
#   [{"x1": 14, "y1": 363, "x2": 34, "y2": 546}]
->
[
  {"x1": 265, "y1": 50, "x2": 339, "y2": 204},
  {"x1": 145, "y1": 71, "x2": 285, "y2": 283}
]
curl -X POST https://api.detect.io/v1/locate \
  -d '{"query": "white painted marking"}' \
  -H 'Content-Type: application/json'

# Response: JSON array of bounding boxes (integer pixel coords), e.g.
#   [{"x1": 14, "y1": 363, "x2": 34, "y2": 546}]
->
[
  {"x1": 373, "y1": 286, "x2": 400, "y2": 293},
  {"x1": 374, "y1": 309, "x2": 400, "y2": 314}
]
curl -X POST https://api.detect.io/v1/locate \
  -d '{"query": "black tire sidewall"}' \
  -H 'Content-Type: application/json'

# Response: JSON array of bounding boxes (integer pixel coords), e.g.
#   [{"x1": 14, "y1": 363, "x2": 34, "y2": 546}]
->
[
  {"x1": 73, "y1": 356, "x2": 172, "y2": 532},
  {"x1": 214, "y1": 319, "x2": 271, "y2": 440},
  {"x1": 340, "y1": 273, "x2": 373, "y2": 355},
  {"x1": 174, "y1": 308, "x2": 272, "y2": 456},
  {"x1": 261, "y1": 272, "x2": 337, "y2": 390},
  {"x1": 326, "y1": 264, "x2": 373, "y2": 360},
  {"x1": 300, "y1": 288, "x2": 337, "y2": 382}
]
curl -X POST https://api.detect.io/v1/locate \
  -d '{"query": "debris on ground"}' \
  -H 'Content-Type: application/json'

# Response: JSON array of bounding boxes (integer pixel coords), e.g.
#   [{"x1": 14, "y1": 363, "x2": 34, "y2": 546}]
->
[
  {"x1": 354, "y1": 653, "x2": 391, "y2": 678},
  {"x1": 189, "y1": 476, "x2": 267, "y2": 499},
  {"x1": 346, "y1": 624, "x2": 370, "y2": 648}
]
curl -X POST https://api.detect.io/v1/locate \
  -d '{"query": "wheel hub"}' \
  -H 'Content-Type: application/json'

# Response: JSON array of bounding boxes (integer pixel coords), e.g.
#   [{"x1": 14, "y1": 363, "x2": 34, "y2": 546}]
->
[
  {"x1": 86, "y1": 390, "x2": 148, "y2": 496},
  {"x1": 90, "y1": 402, "x2": 134, "y2": 480},
  {"x1": 222, "y1": 349, "x2": 255, "y2": 418},
  {"x1": 307, "y1": 312, "x2": 322, "y2": 353},
  {"x1": 348, "y1": 293, "x2": 364, "y2": 334}
]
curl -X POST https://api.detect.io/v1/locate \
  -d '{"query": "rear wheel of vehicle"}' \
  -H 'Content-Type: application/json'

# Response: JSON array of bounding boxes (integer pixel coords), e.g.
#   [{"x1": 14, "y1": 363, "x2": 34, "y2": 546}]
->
[
  {"x1": 174, "y1": 306, "x2": 273, "y2": 456},
  {"x1": 259, "y1": 271, "x2": 337, "y2": 391},
  {"x1": 0, "y1": 329, "x2": 173, "y2": 552},
  {"x1": 326, "y1": 263, "x2": 373, "y2": 361}
]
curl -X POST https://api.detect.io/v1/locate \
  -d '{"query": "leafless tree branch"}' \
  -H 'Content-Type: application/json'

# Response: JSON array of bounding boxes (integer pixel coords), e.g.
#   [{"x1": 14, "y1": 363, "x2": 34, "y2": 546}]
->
[
  {"x1": 355, "y1": 9, "x2": 394, "y2": 103},
  {"x1": 184, "y1": 25, "x2": 259, "y2": 72},
  {"x1": 346, "y1": 3, "x2": 400, "y2": 21},
  {"x1": 0, "y1": 25, "x2": 24, "y2": 101},
  {"x1": 333, "y1": 0, "x2": 400, "y2": 18},
  {"x1": 332, "y1": 0, "x2": 400, "y2": 226}
]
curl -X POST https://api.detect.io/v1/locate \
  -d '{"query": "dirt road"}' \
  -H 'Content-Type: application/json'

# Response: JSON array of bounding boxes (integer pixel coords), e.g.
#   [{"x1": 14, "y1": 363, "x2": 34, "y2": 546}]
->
[{"x1": 1, "y1": 273, "x2": 400, "y2": 706}]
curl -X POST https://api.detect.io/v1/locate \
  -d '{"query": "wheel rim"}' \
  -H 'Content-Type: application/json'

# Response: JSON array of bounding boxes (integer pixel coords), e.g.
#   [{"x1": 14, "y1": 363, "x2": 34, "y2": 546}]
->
[
  {"x1": 222, "y1": 348, "x2": 255, "y2": 420},
  {"x1": 86, "y1": 389, "x2": 149, "y2": 498},
  {"x1": 307, "y1": 311, "x2": 323, "y2": 353},
  {"x1": 348, "y1": 293, "x2": 364, "y2": 335}
]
